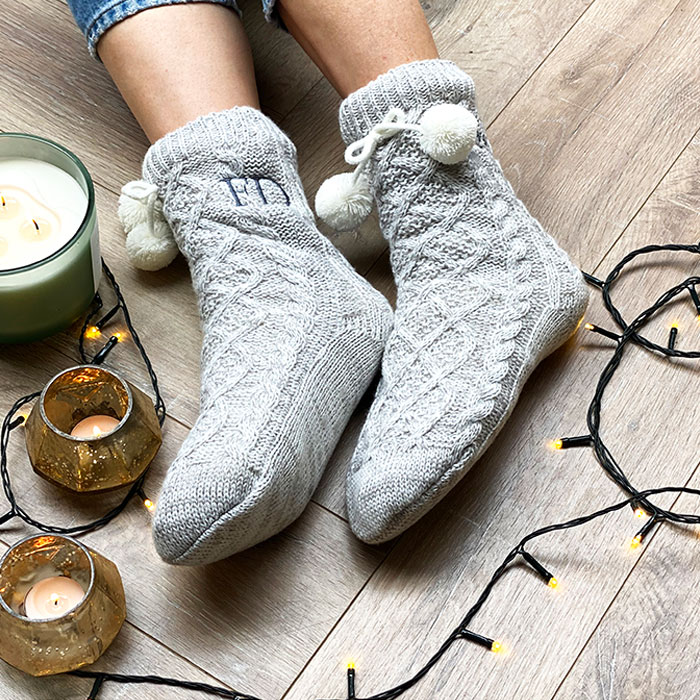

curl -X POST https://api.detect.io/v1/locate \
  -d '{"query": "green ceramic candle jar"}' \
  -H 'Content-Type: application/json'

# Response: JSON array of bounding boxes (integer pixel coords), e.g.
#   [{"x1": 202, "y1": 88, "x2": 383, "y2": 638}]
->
[{"x1": 0, "y1": 133, "x2": 100, "y2": 344}]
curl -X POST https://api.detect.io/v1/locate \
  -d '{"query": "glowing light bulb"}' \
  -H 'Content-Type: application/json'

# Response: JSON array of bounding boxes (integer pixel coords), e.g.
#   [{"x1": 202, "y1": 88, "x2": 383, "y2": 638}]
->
[
  {"x1": 144, "y1": 498, "x2": 156, "y2": 512},
  {"x1": 85, "y1": 326, "x2": 101, "y2": 339},
  {"x1": 634, "y1": 508, "x2": 646, "y2": 519},
  {"x1": 631, "y1": 534, "x2": 643, "y2": 549},
  {"x1": 548, "y1": 577, "x2": 558, "y2": 589},
  {"x1": 584, "y1": 322, "x2": 594, "y2": 331},
  {"x1": 491, "y1": 641, "x2": 502, "y2": 653},
  {"x1": 552, "y1": 439, "x2": 563, "y2": 450},
  {"x1": 348, "y1": 661, "x2": 355, "y2": 670},
  {"x1": 670, "y1": 320, "x2": 679, "y2": 329},
  {"x1": 114, "y1": 332, "x2": 123, "y2": 341}
]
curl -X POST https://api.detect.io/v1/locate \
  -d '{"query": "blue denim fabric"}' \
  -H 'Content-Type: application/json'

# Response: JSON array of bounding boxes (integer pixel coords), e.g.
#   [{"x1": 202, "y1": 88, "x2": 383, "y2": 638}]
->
[{"x1": 67, "y1": 0, "x2": 279, "y2": 57}]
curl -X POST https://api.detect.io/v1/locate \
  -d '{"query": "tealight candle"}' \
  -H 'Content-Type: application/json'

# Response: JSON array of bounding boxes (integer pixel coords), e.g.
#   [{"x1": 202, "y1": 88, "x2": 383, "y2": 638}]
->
[
  {"x1": 23, "y1": 576, "x2": 86, "y2": 620},
  {"x1": 0, "y1": 134, "x2": 100, "y2": 344},
  {"x1": 70, "y1": 415, "x2": 121, "y2": 439}
]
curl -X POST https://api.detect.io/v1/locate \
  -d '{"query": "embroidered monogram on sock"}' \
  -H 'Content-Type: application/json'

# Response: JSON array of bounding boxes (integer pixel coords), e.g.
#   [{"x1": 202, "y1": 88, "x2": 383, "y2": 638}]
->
[{"x1": 224, "y1": 177, "x2": 290, "y2": 207}]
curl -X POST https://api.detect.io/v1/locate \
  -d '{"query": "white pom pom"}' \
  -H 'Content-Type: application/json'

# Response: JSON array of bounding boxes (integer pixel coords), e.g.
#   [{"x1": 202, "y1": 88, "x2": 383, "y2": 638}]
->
[
  {"x1": 315, "y1": 172, "x2": 373, "y2": 232},
  {"x1": 125, "y1": 220, "x2": 179, "y2": 271},
  {"x1": 118, "y1": 179, "x2": 178, "y2": 271},
  {"x1": 118, "y1": 181, "x2": 159, "y2": 229},
  {"x1": 418, "y1": 104, "x2": 478, "y2": 165}
]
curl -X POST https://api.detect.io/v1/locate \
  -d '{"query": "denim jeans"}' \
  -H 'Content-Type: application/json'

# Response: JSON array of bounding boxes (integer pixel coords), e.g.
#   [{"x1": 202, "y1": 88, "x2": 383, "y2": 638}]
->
[{"x1": 67, "y1": 0, "x2": 279, "y2": 57}]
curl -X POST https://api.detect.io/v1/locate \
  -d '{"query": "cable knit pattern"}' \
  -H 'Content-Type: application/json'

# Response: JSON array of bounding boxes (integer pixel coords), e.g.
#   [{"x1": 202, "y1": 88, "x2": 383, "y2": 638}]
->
[
  {"x1": 144, "y1": 107, "x2": 392, "y2": 564},
  {"x1": 341, "y1": 60, "x2": 589, "y2": 544}
]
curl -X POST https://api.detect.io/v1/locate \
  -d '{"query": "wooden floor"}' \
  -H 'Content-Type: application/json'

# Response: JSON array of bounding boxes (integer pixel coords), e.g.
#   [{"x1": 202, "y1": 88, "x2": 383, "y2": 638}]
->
[{"x1": 2, "y1": 0, "x2": 700, "y2": 697}]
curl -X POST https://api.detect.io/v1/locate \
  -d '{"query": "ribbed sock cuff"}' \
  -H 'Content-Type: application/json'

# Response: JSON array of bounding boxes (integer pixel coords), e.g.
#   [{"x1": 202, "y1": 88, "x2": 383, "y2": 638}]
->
[
  {"x1": 339, "y1": 59, "x2": 477, "y2": 144},
  {"x1": 142, "y1": 106, "x2": 312, "y2": 212}
]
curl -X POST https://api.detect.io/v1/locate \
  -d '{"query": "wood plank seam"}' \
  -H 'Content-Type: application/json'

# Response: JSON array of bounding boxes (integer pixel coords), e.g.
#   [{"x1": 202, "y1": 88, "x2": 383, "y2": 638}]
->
[
  {"x1": 585, "y1": 124, "x2": 700, "y2": 290},
  {"x1": 279, "y1": 540, "x2": 399, "y2": 700}
]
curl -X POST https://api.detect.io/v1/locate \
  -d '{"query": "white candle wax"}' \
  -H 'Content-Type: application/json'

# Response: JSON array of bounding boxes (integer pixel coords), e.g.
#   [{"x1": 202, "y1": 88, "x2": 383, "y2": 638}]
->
[
  {"x1": 70, "y1": 415, "x2": 121, "y2": 438},
  {"x1": 24, "y1": 576, "x2": 86, "y2": 620},
  {"x1": 0, "y1": 158, "x2": 88, "y2": 271}
]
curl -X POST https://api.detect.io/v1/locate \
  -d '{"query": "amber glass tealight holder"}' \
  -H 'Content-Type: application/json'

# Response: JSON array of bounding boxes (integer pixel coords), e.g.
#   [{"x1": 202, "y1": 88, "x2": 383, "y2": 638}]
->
[
  {"x1": 25, "y1": 365, "x2": 162, "y2": 493},
  {"x1": 0, "y1": 534, "x2": 126, "y2": 676}
]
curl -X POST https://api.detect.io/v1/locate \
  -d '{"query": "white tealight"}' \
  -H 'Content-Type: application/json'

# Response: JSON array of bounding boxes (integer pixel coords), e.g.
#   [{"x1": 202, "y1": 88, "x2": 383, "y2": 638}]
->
[
  {"x1": 0, "y1": 158, "x2": 88, "y2": 271},
  {"x1": 23, "y1": 576, "x2": 86, "y2": 620}
]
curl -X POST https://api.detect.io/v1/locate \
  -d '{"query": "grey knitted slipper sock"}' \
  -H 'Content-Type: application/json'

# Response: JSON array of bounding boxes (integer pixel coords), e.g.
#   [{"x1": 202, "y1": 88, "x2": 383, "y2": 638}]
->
[
  {"x1": 327, "y1": 60, "x2": 589, "y2": 544},
  {"x1": 144, "y1": 107, "x2": 392, "y2": 564}
]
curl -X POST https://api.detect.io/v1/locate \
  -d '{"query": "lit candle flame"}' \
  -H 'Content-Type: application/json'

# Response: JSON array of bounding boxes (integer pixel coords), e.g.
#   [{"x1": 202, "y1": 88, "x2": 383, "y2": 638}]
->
[
  {"x1": 92, "y1": 425, "x2": 103, "y2": 438},
  {"x1": 50, "y1": 593, "x2": 61, "y2": 606}
]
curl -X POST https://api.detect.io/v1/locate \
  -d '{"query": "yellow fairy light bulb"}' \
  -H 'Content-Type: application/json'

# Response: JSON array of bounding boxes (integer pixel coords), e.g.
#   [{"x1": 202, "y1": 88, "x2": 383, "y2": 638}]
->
[
  {"x1": 347, "y1": 661, "x2": 355, "y2": 670},
  {"x1": 85, "y1": 326, "x2": 101, "y2": 339},
  {"x1": 548, "y1": 577, "x2": 558, "y2": 589},
  {"x1": 631, "y1": 534, "x2": 643, "y2": 549},
  {"x1": 114, "y1": 332, "x2": 124, "y2": 342},
  {"x1": 491, "y1": 641, "x2": 502, "y2": 653},
  {"x1": 584, "y1": 322, "x2": 594, "y2": 331},
  {"x1": 634, "y1": 507, "x2": 647, "y2": 519},
  {"x1": 552, "y1": 438, "x2": 563, "y2": 450},
  {"x1": 670, "y1": 320, "x2": 679, "y2": 329},
  {"x1": 143, "y1": 498, "x2": 155, "y2": 512}
]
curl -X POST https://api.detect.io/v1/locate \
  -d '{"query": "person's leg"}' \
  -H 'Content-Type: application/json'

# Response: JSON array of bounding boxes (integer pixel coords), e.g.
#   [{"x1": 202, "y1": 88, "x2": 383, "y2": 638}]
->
[
  {"x1": 276, "y1": 0, "x2": 438, "y2": 97},
  {"x1": 277, "y1": 1, "x2": 589, "y2": 543},
  {"x1": 66, "y1": 0, "x2": 393, "y2": 564},
  {"x1": 96, "y1": 4, "x2": 259, "y2": 142}
]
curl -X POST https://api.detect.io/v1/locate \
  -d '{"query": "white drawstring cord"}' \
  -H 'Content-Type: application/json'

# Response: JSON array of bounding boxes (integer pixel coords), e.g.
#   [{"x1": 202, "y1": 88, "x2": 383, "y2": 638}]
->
[
  {"x1": 315, "y1": 103, "x2": 478, "y2": 232},
  {"x1": 344, "y1": 108, "x2": 422, "y2": 172}
]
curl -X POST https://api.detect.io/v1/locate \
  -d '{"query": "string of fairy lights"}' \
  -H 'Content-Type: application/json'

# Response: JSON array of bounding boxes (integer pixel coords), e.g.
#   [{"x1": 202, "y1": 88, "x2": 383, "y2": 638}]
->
[{"x1": 0, "y1": 242, "x2": 699, "y2": 699}]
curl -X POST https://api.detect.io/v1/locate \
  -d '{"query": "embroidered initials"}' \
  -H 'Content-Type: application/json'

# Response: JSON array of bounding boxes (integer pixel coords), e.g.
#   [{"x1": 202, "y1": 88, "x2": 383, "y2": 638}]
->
[{"x1": 224, "y1": 178, "x2": 291, "y2": 207}]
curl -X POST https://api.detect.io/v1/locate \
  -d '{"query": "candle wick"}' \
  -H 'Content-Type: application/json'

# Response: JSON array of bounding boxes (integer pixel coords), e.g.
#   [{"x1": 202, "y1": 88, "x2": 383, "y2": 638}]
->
[
  {"x1": 32, "y1": 219, "x2": 39, "y2": 231},
  {"x1": 1, "y1": 196, "x2": 5, "y2": 207}
]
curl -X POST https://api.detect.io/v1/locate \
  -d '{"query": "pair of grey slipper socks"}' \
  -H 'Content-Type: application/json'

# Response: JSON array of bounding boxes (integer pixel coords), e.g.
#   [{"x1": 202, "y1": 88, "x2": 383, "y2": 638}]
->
[{"x1": 122, "y1": 59, "x2": 587, "y2": 565}]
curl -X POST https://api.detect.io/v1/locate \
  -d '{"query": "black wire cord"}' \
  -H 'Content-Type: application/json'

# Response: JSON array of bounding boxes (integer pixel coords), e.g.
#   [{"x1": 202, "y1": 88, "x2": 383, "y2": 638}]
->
[
  {"x1": 1, "y1": 246, "x2": 699, "y2": 699},
  {"x1": 70, "y1": 670, "x2": 263, "y2": 700}
]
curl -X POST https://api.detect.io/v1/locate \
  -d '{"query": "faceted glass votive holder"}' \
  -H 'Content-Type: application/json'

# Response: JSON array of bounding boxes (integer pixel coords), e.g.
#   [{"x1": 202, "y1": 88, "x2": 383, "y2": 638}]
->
[
  {"x1": 25, "y1": 365, "x2": 163, "y2": 493},
  {"x1": 0, "y1": 534, "x2": 126, "y2": 676}
]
